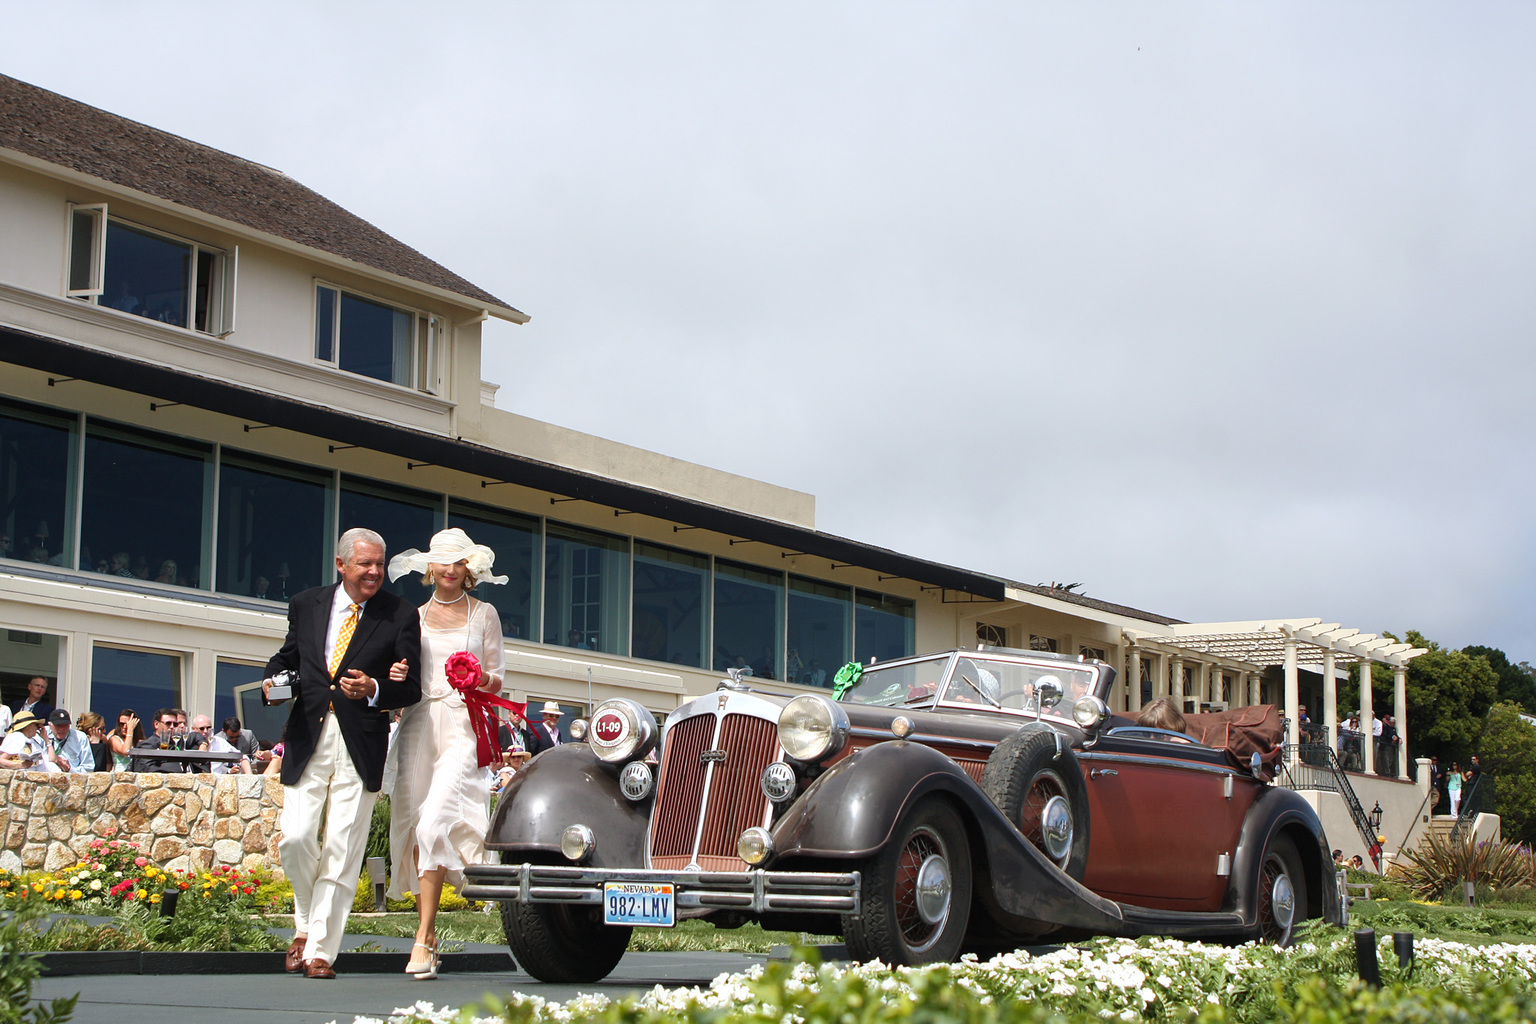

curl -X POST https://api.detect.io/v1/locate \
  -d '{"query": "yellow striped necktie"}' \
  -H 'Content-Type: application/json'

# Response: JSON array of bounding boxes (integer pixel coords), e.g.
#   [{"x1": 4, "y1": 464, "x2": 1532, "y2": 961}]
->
[{"x1": 329, "y1": 603, "x2": 360, "y2": 676}]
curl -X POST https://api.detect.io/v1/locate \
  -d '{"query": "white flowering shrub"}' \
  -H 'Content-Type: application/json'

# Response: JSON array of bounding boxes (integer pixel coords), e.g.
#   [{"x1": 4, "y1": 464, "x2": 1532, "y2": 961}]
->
[{"x1": 357, "y1": 929, "x2": 1536, "y2": 1024}]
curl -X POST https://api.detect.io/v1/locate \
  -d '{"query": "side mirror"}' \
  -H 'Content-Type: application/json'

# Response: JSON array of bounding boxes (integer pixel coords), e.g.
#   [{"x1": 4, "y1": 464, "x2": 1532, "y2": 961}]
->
[{"x1": 1251, "y1": 751, "x2": 1263, "y2": 775}]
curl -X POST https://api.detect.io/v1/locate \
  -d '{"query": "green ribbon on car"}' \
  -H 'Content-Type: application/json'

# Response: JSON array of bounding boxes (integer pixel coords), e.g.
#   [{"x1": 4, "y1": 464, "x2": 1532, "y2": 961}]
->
[{"x1": 831, "y1": 661, "x2": 862, "y2": 699}]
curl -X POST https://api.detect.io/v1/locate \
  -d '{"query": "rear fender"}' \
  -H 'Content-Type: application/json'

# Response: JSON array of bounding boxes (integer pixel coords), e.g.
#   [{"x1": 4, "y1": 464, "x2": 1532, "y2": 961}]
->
[
  {"x1": 1229, "y1": 785, "x2": 1342, "y2": 927},
  {"x1": 484, "y1": 743, "x2": 650, "y2": 868}
]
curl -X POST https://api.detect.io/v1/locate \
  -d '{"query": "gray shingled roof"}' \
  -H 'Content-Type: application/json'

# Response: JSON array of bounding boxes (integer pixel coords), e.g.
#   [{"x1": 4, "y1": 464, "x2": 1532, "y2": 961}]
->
[
  {"x1": 1008, "y1": 581, "x2": 1183, "y2": 627},
  {"x1": 0, "y1": 74, "x2": 523, "y2": 318}
]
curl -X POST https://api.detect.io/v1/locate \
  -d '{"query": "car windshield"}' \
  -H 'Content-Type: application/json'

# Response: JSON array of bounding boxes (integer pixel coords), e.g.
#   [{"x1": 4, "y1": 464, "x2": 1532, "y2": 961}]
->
[
  {"x1": 838, "y1": 656, "x2": 950, "y2": 707},
  {"x1": 838, "y1": 654, "x2": 1102, "y2": 712}
]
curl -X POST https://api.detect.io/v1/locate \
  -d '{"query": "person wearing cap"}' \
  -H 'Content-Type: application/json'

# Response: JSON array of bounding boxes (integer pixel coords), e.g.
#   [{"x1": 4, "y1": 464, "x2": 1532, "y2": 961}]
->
[
  {"x1": 45, "y1": 708, "x2": 94, "y2": 774},
  {"x1": 525, "y1": 700, "x2": 565, "y2": 755},
  {"x1": 382, "y1": 526, "x2": 507, "y2": 980},
  {"x1": 0, "y1": 711, "x2": 59, "y2": 771},
  {"x1": 262, "y1": 527, "x2": 422, "y2": 981}
]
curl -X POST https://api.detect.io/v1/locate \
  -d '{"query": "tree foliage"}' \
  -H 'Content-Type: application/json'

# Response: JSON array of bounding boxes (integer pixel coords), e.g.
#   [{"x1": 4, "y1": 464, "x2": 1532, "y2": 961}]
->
[
  {"x1": 1391, "y1": 630, "x2": 1500, "y2": 765},
  {"x1": 1479, "y1": 701, "x2": 1536, "y2": 845},
  {"x1": 1464, "y1": 646, "x2": 1536, "y2": 714}
]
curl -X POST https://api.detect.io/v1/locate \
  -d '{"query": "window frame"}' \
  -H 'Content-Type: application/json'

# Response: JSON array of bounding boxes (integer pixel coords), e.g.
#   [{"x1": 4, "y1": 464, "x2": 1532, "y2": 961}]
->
[
  {"x1": 313, "y1": 281, "x2": 439, "y2": 393},
  {"x1": 65, "y1": 203, "x2": 238, "y2": 336}
]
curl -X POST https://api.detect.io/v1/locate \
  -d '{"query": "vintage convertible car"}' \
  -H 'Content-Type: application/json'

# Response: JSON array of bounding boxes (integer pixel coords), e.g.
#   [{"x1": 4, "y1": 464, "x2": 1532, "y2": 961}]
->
[{"x1": 462, "y1": 647, "x2": 1343, "y2": 982}]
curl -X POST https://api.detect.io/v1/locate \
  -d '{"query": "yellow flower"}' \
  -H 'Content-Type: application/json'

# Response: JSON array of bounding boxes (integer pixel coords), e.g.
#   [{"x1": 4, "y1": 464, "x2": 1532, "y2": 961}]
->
[{"x1": 135, "y1": 889, "x2": 147, "y2": 900}]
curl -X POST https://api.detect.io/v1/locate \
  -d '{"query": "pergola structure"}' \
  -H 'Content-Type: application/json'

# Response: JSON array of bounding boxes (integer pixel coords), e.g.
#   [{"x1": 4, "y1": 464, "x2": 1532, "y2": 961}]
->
[{"x1": 1122, "y1": 619, "x2": 1428, "y2": 776}]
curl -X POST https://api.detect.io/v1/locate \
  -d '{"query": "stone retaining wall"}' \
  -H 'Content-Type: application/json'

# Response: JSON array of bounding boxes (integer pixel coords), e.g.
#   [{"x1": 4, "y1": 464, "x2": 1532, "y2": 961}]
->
[{"x1": 0, "y1": 769, "x2": 283, "y2": 876}]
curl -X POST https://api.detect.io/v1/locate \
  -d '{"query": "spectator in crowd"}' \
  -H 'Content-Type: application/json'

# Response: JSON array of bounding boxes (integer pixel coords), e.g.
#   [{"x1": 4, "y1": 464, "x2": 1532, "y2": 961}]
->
[
  {"x1": 210, "y1": 716, "x2": 260, "y2": 774},
  {"x1": 525, "y1": 701, "x2": 564, "y2": 755},
  {"x1": 130, "y1": 708, "x2": 191, "y2": 773},
  {"x1": 107, "y1": 710, "x2": 143, "y2": 771},
  {"x1": 0, "y1": 698, "x2": 10, "y2": 737},
  {"x1": 45, "y1": 709, "x2": 94, "y2": 773},
  {"x1": 0, "y1": 711, "x2": 56, "y2": 771},
  {"x1": 76, "y1": 711, "x2": 112, "y2": 771},
  {"x1": 1377, "y1": 714, "x2": 1399, "y2": 776},
  {"x1": 1136, "y1": 697, "x2": 1188, "y2": 735},
  {"x1": 189, "y1": 714, "x2": 214, "y2": 750},
  {"x1": 1448, "y1": 760, "x2": 1463, "y2": 816},
  {"x1": 1465, "y1": 755, "x2": 1484, "y2": 814},
  {"x1": 11, "y1": 676, "x2": 53, "y2": 721},
  {"x1": 1332, "y1": 849, "x2": 1345, "y2": 866},
  {"x1": 1429, "y1": 755, "x2": 1446, "y2": 811},
  {"x1": 1349, "y1": 854, "x2": 1364, "y2": 870},
  {"x1": 154, "y1": 559, "x2": 179, "y2": 585}
]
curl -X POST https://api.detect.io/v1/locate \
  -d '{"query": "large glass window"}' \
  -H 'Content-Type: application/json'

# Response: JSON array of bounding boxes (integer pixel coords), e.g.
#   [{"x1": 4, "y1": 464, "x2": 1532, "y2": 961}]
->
[
  {"x1": 315, "y1": 285, "x2": 433, "y2": 389},
  {"x1": 854, "y1": 590, "x2": 915, "y2": 665},
  {"x1": 713, "y1": 560, "x2": 784, "y2": 678},
  {"x1": 543, "y1": 523, "x2": 629, "y2": 656},
  {"x1": 632, "y1": 543, "x2": 709, "y2": 667},
  {"x1": 338, "y1": 477, "x2": 441, "y2": 599},
  {"x1": 787, "y1": 576, "x2": 851, "y2": 688},
  {"x1": 215, "y1": 659, "x2": 288, "y2": 746},
  {"x1": 0, "y1": 629, "x2": 60, "y2": 712},
  {"x1": 448, "y1": 500, "x2": 539, "y2": 642},
  {"x1": 0, "y1": 400, "x2": 75, "y2": 568},
  {"x1": 80, "y1": 422, "x2": 210, "y2": 587},
  {"x1": 91, "y1": 646, "x2": 182, "y2": 724},
  {"x1": 68, "y1": 208, "x2": 235, "y2": 335},
  {"x1": 216, "y1": 452, "x2": 331, "y2": 601}
]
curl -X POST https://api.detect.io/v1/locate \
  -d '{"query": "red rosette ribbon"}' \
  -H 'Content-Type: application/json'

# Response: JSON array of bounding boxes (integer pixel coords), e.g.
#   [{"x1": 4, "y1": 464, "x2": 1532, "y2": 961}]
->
[{"x1": 445, "y1": 650, "x2": 528, "y2": 768}]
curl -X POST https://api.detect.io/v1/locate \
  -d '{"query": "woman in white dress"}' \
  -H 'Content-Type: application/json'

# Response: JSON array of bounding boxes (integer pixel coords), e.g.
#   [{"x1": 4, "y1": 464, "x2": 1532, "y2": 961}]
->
[{"x1": 386, "y1": 528, "x2": 507, "y2": 979}]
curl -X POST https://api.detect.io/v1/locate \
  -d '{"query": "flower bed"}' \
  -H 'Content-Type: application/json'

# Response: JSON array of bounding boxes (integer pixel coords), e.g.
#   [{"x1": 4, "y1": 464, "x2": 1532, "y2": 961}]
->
[
  {"x1": 356, "y1": 931, "x2": 1536, "y2": 1024},
  {"x1": 0, "y1": 833, "x2": 266, "y2": 913}
]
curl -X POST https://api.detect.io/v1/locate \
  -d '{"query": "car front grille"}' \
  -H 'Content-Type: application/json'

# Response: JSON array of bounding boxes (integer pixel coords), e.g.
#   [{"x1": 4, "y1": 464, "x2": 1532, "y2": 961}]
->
[{"x1": 650, "y1": 708, "x2": 779, "y2": 870}]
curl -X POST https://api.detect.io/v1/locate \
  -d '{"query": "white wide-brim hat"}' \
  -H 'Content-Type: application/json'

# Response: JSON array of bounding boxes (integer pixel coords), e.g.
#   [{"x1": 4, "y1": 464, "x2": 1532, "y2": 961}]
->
[
  {"x1": 387, "y1": 527, "x2": 507, "y2": 585},
  {"x1": 541, "y1": 700, "x2": 562, "y2": 715}
]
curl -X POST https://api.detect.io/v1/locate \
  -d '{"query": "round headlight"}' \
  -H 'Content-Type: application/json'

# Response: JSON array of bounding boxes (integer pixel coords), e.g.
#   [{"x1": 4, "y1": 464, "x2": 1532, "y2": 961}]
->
[
  {"x1": 568, "y1": 718, "x2": 588, "y2": 741},
  {"x1": 1073, "y1": 695, "x2": 1110, "y2": 731},
  {"x1": 619, "y1": 760, "x2": 654, "y2": 801},
  {"x1": 560, "y1": 823, "x2": 595, "y2": 862},
  {"x1": 777, "y1": 695, "x2": 850, "y2": 763},
  {"x1": 587, "y1": 698, "x2": 659, "y2": 764},
  {"x1": 760, "y1": 761, "x2": 797, "y2": 803},
  {"x1": 738, "y1": 827, "x2": 774, "y2": 865}
]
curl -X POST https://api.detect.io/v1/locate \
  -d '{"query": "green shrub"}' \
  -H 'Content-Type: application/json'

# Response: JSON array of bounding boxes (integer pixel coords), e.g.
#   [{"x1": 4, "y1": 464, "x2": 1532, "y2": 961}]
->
[
  {"x1": 1, "y1": 902, "x2": 79, "y2": 1024},
  {"x1": 1389, "y1": 832, "x2": 1535, "y2": 899}
]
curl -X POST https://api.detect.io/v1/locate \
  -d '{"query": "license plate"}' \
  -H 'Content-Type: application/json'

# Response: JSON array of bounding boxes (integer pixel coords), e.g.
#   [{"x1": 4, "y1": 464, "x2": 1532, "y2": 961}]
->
[{"x1": 602, "y1": 882, "x2": 675, "y2": 927}]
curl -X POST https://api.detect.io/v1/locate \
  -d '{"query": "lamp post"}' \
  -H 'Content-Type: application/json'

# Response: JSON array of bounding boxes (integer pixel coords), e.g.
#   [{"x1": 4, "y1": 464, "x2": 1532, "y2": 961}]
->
[{"x1": 1369, "y1": 802, "x2": 1383, "y2": 832}]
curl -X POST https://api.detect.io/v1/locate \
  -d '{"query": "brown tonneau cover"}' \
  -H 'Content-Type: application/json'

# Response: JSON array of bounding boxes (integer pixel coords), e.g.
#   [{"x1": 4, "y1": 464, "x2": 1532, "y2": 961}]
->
[{"x1": 1182, "y1": 704, "x2": 1284, "y2": 780}]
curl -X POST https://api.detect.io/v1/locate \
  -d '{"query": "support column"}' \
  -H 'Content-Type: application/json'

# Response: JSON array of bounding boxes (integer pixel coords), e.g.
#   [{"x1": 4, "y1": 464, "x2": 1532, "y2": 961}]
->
[
  {"x1": 1283, "y1": 637, "x2": 1299, "y2": 747},
  {"x1": 1198, "y1": 662, "x2": 1211, "y2": 709},
  {"x1": 1171, "y1": 655, "x2": 1185, "y2": 710},
  {"x1": 1361, "y1": 661, "x2": 1375, "y2": 775},
  {"x1": 1248, "y1": 670, "x2": 1260, "y2": 707},
  {"x1": 1156, "y1": 653, "x2": 1169, "y2": 701},
  {"x1": 1394, "y1": 665, "x2": 1409, "y2": 778},
  {"x1": 1126, "y1": 646, "x2": 1142, "y2": 713},
  {"x1": 1322, "y1": 649, "x2": 1338, "y2": 752}
]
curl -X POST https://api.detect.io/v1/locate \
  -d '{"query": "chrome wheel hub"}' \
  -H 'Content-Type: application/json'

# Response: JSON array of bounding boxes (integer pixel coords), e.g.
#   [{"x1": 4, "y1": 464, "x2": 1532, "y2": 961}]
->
[
  {"x1": 1271, "y1": 871, "x2": 1296, "y2": 931},
  {"x1": 914, "y1": 852, "x2": 952, "y2": 926},
  {"x1": 1041, "y1": 794, "x2": 1074, "y2": 863}
]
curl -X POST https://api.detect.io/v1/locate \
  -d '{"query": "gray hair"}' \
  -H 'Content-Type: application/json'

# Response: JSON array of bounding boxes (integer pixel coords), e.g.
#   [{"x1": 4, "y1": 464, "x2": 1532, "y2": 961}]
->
[{"x1": 336, "y1": 527, "x2": 386, "y2": 563}]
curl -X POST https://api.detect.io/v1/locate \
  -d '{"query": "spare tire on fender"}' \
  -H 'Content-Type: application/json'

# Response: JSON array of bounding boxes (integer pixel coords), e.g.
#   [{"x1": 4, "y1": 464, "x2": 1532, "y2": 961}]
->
[{"x1": 980, "y1": 725, "x2": 1091, "y2": 878}]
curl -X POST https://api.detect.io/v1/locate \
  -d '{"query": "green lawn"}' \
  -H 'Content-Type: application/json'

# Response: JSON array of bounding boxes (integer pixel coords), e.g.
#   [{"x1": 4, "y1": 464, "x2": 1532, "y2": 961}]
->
[{"x1": 346, "y1": 911, "x2": 833, "y2": 953}]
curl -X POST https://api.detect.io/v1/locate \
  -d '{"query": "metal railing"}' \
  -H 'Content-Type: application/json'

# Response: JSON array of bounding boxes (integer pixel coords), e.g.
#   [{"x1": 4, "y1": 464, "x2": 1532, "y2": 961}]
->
[
  {"x1": 1449, "y1": 774, "x2": 1496, "y2": 844},
  {"x1": 1277, "y1": 744, "x2": 1382, "y2": 870}
]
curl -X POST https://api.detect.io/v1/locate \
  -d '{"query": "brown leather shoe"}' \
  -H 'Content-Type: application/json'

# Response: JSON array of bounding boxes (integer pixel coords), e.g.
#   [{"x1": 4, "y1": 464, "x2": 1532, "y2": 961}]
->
[
  {"x1": 303, "y1": 959, "x2": 336, "y2": 979},
  {"x1": 285, "y1": 938, "x2": 306, "y2": 974}
]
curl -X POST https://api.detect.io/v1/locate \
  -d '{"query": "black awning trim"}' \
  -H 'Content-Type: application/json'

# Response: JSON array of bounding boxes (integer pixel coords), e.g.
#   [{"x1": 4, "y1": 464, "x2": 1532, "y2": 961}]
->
[{"x1": 2, "y1": 327, "x2": 1006, "y2": 599}]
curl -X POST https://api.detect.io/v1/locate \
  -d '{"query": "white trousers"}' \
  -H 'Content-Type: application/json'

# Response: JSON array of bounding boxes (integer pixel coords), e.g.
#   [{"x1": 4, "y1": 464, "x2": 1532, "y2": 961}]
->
[{"x1": 278, "y1": 714, "x2": 378, "y2": 966}]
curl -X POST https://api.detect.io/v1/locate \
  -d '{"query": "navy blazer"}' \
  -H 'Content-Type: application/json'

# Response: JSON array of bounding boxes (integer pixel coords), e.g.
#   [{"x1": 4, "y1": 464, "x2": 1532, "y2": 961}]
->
[{"x1": 265, "y1": 583, "x2": 421, "y2": 792}]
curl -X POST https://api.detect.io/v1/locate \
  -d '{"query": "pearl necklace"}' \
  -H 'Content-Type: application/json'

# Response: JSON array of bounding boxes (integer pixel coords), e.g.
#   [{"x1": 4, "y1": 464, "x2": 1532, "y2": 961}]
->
[{"x1": 430, "y1": 590, "x2": 467, "y2": 605}]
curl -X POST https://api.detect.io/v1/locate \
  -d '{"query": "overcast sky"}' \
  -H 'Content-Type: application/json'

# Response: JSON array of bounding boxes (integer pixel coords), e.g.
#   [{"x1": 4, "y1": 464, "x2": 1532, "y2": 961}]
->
[{"x1": 5, "y1": 2, "x2": 1534, "y2": 663}]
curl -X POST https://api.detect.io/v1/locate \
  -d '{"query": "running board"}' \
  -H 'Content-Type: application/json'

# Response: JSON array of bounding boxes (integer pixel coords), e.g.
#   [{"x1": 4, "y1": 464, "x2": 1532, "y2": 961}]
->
[{"x1": 1115, "y1": 903, "x2": 1248, "y2": 938}]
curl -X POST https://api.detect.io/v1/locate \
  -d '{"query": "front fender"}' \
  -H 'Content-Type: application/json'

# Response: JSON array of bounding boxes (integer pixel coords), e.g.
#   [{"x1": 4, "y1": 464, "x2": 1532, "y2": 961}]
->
[{"x1": 485, "y1": 743, "x2": 650, "y2": 868}]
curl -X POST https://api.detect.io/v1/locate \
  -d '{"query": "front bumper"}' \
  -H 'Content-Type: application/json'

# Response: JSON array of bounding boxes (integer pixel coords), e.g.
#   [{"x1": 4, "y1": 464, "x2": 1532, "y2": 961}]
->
[{"x1": 460, "y1": 863, "x2": 861, "y2": 916}]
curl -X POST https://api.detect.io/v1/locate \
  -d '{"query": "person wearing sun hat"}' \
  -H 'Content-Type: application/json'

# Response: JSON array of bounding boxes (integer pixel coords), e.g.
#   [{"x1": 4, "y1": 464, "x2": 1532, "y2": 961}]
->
[
  {"x1": 0, "y1": 710, "x2": 60, "y2": 771},
  {"x1": 525, "y1": 699, "x2": 565, "y2": 755},
  {"x1": 383, "y1": 527, "x2": 511, "y2": 980}
]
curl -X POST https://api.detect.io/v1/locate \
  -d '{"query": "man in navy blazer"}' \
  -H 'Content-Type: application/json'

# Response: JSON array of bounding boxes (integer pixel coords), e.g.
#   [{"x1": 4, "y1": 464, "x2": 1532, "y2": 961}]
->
[
  {"x1": 264, "y1": 527, "x2": 420, "y2": 979},
  {"x1": 11, "y1": 676, "x2": 53, "y2": 723}
]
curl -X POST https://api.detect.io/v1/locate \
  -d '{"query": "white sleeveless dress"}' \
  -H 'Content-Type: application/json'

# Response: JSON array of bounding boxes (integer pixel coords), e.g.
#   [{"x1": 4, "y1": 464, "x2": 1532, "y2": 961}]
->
[{"x1": 387, "y1": 597, "x2": 506, "y2": 896}]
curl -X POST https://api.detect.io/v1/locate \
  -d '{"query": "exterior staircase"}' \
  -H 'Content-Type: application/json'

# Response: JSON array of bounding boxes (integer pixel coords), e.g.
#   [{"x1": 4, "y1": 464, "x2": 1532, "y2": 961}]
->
[{"x1": 1276, "y1": 743, "x2": 1383, "y2": 869}]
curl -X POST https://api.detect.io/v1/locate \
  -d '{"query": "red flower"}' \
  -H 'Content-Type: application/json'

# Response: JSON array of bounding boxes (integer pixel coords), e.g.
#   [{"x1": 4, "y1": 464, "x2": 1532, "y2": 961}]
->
[{"x1": 445, "y1": 650, "x2": 482, "y2": 691}]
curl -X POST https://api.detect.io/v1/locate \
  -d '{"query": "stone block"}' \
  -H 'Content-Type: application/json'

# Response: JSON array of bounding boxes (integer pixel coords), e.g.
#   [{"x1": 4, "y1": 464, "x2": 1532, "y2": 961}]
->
[
  {"x1": 164, "y1": 775, "x2": 193, "y2": 791},
  {"x1": 263, "y1": 777, "x2": 284, "y2": 805},
  {"x1": 8, "y1": 776, "x2": 35, "y2": 806},
  {"x1": 69, "y1": 834, "x2": 96, "y2": 860},
  {"x1": 184, "y1": 791, "x2": 203, "y2": 819},
  {"x1": 0, "y1": 809, "x2": 8, "y2": 835},
  {"x1": 63, "y1": 776, "x2": 87, "y2": 811},
  {"x1": 151, "y1": 837, "x2": 186, "y2": 863},
  {"x1": 0, "y1": 849, "x2": 21, "y2": 873},
  {"x1": 121, "y1": 803, "x2": 149, "y2": 834},
  {"x1": 213, "y1": 780, "x2": 239, "y2": 815},
  {"x1": 136, "y1": 772, "x2": 164, "y2": 789},
  {"x1": 105, "y1": 783, "x2": 140, "y2": 814},
  {"x1": 188, "y1": 847, "x2": 213, "y2": 874},
  {"x1": 189, "y1": 813, "x2": 214, "y2": 845},
  {"x1": 241, "y1": 822, "x2": 266, "y2": 853},
  {"x1": 238, "y1": 798, "x2": 260, "y2": 819},
  {"x1": 26, "y1": 815, "x2": 49, "y2": 842},
  {"x1": 21, "y1": 846, "x2": 45, "y2": 869},
  {"x1": 212, "y1": 839, "x2": 242, "y2": 865},
  {"x1": 142, "y1": 788, "x2": 174, "y2": 817},
  {"x1": 91, "y1": 817, "x2": 119, "y2": 837},
  {"x1": 212, "y1": 817, "x2": 231, "y2": 840},
  {"x1": 47, "y1": 815, "x2": 73, "y2": 842},
  {"x1": 86, "y1": 774, "x2": 113, "y2": 796},
  {"x1": 260, "y1": 806, "x2": 279, "y2": 831},
  {"x1": 44, "y1": 841, "x2": 76, "y2": 873},
  {"x1": 151, "y1": 804, "x2": 188, "y2": 837},
  {"x1": 6, "y1": 821, "x2": 26, "y2": 847},
  {"x1": 237, "y1": 775, "x2": 266, "y2": 799},
  {"x1": 164, "y1": 854, "x2": 191, "y2": 875}
]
